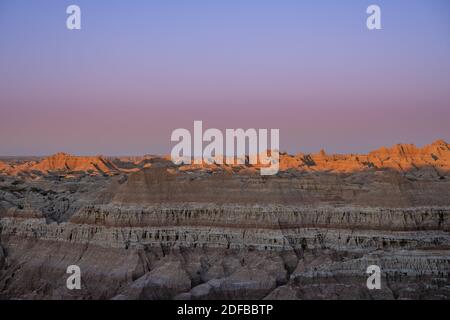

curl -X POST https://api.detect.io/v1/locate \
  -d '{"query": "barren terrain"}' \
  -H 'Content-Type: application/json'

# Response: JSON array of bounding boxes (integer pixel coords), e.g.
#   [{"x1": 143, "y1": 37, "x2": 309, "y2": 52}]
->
[{"x1": 0, "y1": 140, "x2": 449, "y2": 299}]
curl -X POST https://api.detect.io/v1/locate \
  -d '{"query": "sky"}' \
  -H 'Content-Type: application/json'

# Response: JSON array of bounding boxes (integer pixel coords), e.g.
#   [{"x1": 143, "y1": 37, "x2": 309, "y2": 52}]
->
[{"x1": 0, "y1": 0, "x2": 449, "y2": 156}]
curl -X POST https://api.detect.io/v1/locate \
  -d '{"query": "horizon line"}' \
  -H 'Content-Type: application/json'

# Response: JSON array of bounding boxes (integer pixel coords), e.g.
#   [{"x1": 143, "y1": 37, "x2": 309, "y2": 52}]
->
[{"x1": 0, "y1": 139, "x2": 447, "y2": 159}]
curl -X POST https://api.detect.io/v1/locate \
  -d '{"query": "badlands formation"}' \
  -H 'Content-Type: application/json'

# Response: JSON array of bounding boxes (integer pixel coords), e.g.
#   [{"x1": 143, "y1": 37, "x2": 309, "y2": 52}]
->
[{"x1": 0, "y1": 140, "x2": 449, "y2": 299}]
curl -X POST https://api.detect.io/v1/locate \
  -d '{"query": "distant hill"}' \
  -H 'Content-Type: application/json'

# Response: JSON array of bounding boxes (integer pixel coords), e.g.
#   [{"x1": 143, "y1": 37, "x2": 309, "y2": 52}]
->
[{"x1": 1, "y1": 140, "x2": 449, "y2": 176}]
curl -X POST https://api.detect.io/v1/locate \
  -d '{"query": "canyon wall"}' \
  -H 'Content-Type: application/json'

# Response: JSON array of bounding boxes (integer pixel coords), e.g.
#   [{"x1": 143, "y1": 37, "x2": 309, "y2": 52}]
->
[{"x1": 0, "y1": 140, "x2": 449, "y2": 299}]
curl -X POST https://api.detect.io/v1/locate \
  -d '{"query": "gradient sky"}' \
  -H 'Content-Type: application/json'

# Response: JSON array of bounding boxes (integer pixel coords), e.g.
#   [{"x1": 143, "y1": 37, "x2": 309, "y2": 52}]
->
[{"x1": 1, "y1": 0, "x2": 449, "y2": 156}]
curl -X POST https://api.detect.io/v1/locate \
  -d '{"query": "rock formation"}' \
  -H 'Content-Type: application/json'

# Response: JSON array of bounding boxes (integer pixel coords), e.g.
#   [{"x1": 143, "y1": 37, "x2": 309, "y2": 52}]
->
[
  {"x1": 0, "y1": 140, "x2": 449, "y2": 299},
  {"x1": 0, "y1": 160, "x2": 10, "y2": 172},
  {"x1": 28, "y1": 153, "x2": 119, "y2": 174}
]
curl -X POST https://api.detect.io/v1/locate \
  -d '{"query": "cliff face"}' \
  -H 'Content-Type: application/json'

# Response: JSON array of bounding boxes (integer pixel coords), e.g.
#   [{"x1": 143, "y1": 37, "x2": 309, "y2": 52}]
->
[
  {"x1": 1, "y1": 153, "x2": 119, "y2": 175},
  {"x1": 1, "y1": 205, "x2": 449, "y2": 299},
  {"x1": 0, "y1": 141, "x2": 449, "y2": 300},
  {"x1": 4, "y1": 205, "x2": 448, "y2": 251},
  {"x1": 278, "y1": 139, "x2": 450, "y2": 174},
  {"x1": 30, "y1": 153, "x2": 119, "y2": 174},
  {"x1": 106, "y1": 165, "x2": 450, "y2": 207},
  {"x1": 1, "y1": 140, "x2": 449, "y2": 176},
  {"x1": 0, "y1": 161, "x2": 10, "y2": 172}
]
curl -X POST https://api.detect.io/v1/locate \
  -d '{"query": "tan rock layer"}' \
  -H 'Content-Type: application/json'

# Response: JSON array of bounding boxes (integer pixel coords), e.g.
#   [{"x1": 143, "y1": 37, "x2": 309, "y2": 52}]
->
[
  {"x1": 2, "y1": 205, "x2": 450, "y2": 252},
  {"x1": 68, "y1": 205, "x2": 450, "y2": 232}
]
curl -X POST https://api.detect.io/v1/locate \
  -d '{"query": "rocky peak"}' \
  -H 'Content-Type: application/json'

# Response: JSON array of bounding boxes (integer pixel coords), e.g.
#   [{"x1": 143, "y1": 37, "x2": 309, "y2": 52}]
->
[
  {"x1": 30, "y1": 153, "x2": 118, "y2": 174},
  {"x1": 431, "y1": 139, "x2": 448, "y2": 147},
  {"x1": 0, "y1": 160, "x2": 10, "y2": 171}
]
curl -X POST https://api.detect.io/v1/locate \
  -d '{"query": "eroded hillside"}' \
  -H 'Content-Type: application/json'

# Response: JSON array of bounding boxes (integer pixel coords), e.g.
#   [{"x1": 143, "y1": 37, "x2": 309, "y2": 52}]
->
[{"x1": 0, "y1": 141, "x2": 449, "y2": 299}]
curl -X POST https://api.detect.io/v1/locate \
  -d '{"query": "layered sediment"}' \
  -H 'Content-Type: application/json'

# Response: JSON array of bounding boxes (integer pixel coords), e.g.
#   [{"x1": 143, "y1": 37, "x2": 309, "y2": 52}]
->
[{"x1": 0, "y1": 141, "x2": 449, "y2": 299}]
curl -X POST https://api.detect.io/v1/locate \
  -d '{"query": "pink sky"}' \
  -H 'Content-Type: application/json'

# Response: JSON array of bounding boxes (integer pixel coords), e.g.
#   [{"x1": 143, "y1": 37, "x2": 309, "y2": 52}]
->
[{"x1": 1, "y1": 0, "x2": 449, "y2": 155}]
